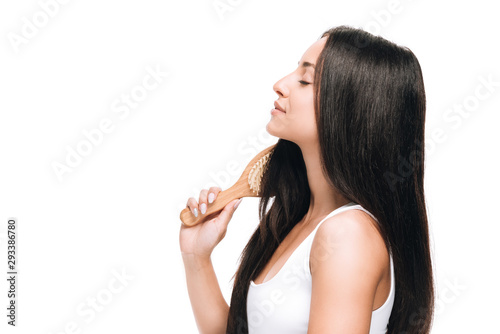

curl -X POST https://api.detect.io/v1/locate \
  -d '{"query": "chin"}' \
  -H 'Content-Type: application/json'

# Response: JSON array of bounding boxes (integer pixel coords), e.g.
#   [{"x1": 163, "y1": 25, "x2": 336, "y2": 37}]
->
[{"x1": 266, "y1": 121, "x2": 283, "y2": 139}]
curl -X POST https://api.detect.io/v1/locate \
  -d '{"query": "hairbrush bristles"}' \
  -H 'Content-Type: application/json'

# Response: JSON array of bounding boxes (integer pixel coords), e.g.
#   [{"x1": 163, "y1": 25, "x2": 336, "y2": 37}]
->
[{"x1": 248, "y1": 150, "x2": 274, "y2": 196}]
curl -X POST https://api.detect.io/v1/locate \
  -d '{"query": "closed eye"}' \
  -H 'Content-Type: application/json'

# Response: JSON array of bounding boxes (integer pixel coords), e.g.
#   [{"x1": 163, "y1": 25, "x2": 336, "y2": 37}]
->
[{"x1": 299, "y1": 80, "x2": 310, "y2": 86}]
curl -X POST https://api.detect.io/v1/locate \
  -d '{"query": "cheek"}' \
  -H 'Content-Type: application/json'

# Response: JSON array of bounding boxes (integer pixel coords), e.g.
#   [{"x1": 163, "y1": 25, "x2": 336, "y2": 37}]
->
[
  {"x1": 290, "y1": 94, "x2": 317, "y2": 137},
  {"x1": 292, "y1": 93, "x2": 316, "y2": 122}
]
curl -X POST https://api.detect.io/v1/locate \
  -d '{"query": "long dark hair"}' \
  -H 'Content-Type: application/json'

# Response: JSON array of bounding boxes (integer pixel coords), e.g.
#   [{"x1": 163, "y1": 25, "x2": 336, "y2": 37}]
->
[{"x1": 226, "y1": 25, "x2": 434, "y2": 334}]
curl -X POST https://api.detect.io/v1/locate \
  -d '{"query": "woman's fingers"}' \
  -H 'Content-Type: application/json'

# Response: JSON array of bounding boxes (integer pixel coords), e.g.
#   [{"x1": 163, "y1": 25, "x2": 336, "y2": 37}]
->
[
  {"x1": 185, "y1": 186, "x2": 223, "y2": 220},
  {"x1": 186, "y1": 197, "x2": 199, "y2": 218},
  {"x1": 198, "y1": 189, "x2": 209, "y2": 215},
  {"x1": 207, "y1": 186, "x2": 222, "y2": 204}
]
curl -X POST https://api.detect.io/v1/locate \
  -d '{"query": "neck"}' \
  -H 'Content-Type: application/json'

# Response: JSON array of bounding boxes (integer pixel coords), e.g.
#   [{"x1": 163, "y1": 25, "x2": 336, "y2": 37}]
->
[{"x1": 298, "y1": 141, "x2": 351, "y2": 222}]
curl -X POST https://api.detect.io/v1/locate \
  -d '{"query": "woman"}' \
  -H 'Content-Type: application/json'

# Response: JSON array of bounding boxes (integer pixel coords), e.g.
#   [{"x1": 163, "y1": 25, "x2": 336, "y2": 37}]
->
[{"x1": 180, "y1": 25, "x2": 434, "y2": 334}]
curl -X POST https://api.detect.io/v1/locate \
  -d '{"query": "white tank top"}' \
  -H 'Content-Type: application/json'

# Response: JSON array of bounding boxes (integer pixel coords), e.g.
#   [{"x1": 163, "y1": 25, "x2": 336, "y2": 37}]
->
[{"x1": 246, "y1": 202, "x2": 395, "y2": 334}]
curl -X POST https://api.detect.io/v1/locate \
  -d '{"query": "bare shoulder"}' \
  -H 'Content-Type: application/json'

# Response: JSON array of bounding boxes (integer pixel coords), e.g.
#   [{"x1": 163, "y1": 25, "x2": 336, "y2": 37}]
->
[{"x1": 310, "y1": 208, "x2": 388, "y2": 279}]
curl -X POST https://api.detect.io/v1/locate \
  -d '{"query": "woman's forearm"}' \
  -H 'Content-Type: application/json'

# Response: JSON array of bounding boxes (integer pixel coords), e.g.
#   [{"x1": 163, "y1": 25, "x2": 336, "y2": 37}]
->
[{"x1": 182, "y1": 253, "x2": 229, "y2": 334}]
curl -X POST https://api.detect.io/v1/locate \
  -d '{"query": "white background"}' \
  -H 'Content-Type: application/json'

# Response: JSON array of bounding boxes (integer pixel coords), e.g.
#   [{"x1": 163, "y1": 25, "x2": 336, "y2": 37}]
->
[{"x1": 0, "y1": 0, "x2": 499, "y2": 333}]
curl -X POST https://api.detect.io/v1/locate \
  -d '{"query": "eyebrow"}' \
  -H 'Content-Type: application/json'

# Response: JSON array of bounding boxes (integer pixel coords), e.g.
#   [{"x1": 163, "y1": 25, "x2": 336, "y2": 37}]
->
[{"x1": 298, "y1": 61, "x2": 315, "y2": 69}]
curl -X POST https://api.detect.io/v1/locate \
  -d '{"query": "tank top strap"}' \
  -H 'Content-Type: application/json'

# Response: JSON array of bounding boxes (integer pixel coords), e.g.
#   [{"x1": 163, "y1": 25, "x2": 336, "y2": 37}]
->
[{"x1": 311, "y1": 201, "x2": 362, "y2": 234}]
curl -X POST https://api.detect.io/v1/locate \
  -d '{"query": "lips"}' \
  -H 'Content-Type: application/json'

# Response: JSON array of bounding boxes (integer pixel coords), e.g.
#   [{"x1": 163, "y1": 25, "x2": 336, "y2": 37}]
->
[{"x1": 274, "y1": 101, "x2": 286, "y2": 113}]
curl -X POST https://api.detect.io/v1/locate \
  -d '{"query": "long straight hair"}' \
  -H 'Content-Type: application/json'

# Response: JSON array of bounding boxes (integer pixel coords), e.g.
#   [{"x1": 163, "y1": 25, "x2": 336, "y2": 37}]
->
[{"x1": 226, "y1": 25, "x2": 434, "y2": 334}]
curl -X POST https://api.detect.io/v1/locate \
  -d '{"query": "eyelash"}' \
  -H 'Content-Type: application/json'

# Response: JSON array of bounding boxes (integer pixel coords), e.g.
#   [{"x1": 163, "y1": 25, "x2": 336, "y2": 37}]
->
[{"x1": 299, "y1": 80, "x2": 310, "y2": 86}]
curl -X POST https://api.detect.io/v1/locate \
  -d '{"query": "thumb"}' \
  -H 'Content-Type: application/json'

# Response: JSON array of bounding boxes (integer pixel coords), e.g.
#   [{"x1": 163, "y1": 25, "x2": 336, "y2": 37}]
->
[{"x1": 214, "y1": 198, "x2": 242, "y2": 229}]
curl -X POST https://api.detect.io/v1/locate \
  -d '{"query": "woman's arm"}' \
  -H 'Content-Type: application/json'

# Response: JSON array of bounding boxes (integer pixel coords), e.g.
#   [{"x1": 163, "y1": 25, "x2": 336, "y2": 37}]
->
[
  {"x1": 182, "y1": 253, "x2": 229, "y2": 334},
  {"x1": 180, "y1": 188, "x2": 241, "y2": 334},
  {"x1": 307, "y1": 210, "x2": 387, "y2": 334}
]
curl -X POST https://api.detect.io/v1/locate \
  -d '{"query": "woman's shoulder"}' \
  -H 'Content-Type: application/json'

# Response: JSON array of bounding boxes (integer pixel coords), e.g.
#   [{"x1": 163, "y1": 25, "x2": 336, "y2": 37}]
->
[
  {"x1": 316, "y1": 207, "x2": 383, "y2": 243},
  {"x1": 310, "y1": 208, "x2": 388, "y2": 278}
]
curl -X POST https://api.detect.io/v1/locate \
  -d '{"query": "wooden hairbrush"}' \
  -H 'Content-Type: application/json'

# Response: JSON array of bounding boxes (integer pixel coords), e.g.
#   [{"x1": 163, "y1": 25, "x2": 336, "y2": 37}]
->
[{"x1": 180, "y1": 143, "x2": 277, "y2": 227}]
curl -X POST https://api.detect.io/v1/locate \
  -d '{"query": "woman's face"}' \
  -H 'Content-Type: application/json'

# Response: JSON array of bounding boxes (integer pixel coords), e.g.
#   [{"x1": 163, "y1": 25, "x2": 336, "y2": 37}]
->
[{"x1": 266, "y1": 36, "x2": 327, "y2": 147}]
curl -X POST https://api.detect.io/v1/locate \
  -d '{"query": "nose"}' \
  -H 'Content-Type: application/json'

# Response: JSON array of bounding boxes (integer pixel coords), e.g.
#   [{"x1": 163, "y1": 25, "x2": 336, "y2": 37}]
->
[{"x1": 273, "y1": 75, "x2": 289, "y2": 98}]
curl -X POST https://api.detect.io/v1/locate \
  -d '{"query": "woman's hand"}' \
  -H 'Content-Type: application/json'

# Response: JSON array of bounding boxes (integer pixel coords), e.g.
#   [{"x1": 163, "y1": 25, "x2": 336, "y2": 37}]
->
[{"x1": 179, "y1": 186, "x2": 242, "y2": 259}]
